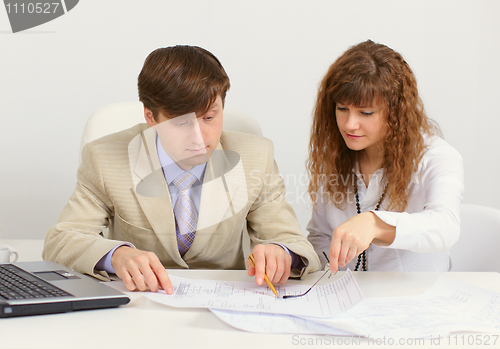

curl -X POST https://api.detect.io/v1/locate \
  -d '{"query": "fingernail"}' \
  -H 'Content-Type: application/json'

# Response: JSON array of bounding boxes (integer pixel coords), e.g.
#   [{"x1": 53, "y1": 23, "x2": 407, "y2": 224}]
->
[
  {"x1": 257, "y1": 278, "x2": 263, "y2": 285},
  {"x1": 167, "y1": 287, "x2": 173, "y2": 294}
]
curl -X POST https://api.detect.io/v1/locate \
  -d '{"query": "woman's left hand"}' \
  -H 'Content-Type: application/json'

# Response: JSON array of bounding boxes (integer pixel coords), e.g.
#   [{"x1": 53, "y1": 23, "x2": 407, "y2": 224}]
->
[{"x1": 328, "y1": 212, "x2": 395, "y2": 272}]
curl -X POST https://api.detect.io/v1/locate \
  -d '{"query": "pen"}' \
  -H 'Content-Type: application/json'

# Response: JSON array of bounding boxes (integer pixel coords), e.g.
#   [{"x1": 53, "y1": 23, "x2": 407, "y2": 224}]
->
[{"x1": 248, "y1": 253, "x2": 279, "y2": 298}]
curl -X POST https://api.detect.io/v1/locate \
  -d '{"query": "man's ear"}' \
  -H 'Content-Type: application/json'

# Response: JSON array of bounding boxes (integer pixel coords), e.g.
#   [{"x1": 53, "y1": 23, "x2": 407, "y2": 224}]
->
[{"x1": 144, "y1": 107, "x2": 157, "y2": 127}]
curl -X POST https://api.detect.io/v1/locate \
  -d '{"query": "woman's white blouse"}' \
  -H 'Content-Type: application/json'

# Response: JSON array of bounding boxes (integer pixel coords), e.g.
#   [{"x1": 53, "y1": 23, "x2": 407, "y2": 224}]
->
[{"x1": 306, "y1": 136, "x2": 464, "y2": 271}]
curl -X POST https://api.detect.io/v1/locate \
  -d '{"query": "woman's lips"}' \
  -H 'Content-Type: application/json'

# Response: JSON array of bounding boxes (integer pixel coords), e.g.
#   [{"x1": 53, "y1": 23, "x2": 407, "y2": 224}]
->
[{"x1": 345, "y1": 133, "x2": 362, "y2": 140}]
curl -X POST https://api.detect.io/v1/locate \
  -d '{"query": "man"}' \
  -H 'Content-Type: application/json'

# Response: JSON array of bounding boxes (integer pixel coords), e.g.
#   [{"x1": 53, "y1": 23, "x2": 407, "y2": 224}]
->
[{"x1": 43, "y1": 45, "x2": 320, "y2": 293}]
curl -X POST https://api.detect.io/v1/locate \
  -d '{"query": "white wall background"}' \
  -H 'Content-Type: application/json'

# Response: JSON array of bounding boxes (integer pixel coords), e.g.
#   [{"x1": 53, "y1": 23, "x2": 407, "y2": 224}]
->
[{"x1": 0, "y1": 0, "x2": 499, "y2": 240}]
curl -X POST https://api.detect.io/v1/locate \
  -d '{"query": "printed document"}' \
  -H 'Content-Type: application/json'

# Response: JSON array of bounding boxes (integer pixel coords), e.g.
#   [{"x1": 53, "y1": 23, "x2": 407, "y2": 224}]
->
[
  {"x1": 145, "y1": 269, "x2": 363, "y2": 318},
  {"x1": 211, "y1": 276, "x2": 500, "y2": 338}
]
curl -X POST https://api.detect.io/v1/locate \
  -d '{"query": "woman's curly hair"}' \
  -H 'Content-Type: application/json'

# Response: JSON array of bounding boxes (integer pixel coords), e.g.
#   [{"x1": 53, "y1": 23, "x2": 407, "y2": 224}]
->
[{"x1": 307, "y1": 40, "x2": 440, "y2": 211}]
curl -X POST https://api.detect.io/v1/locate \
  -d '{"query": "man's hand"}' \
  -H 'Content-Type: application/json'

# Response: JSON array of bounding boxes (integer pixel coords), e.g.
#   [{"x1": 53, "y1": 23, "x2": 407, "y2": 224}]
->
[
  {"x1": 328, "y1": 212, "x2": 395, "y2": 272},
  {"x1": 246, "y1": 244, "x2": 292, "y2": 285},
  {"x1": 111, "y1": 246, "x2": 173, "y2": 294}
]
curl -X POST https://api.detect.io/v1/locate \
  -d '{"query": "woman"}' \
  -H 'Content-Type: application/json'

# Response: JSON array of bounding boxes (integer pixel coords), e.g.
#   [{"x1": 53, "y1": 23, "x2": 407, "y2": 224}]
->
[{"x1": 306, "y1": 40, "x2": 464, "y2": 272}]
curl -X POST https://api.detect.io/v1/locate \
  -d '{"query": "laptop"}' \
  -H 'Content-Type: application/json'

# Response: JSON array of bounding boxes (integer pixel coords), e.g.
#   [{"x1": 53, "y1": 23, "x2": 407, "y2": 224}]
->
[{"x1": 0, "y1": 261, "x2": 130, "y2": 317}]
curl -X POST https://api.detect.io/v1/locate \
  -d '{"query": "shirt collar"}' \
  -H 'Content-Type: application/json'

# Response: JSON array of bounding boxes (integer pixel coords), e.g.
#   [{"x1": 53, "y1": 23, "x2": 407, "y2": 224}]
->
[
  {"x1": 156, "y1": 134, "x2": 206, "y2": 185},
  {"x1": 354, "y1": 162, "x2": 385, "y2": 180}
]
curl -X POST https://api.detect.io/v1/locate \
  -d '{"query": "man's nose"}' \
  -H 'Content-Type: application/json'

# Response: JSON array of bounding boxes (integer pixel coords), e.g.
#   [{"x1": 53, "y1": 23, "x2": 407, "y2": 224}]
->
[{"x1": 190, "y1": 119, "x2": 205, "y2": 145}]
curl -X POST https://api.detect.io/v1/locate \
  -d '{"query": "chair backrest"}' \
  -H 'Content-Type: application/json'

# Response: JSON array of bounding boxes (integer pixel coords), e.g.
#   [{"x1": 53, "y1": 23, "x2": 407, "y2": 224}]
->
[
  {"x1": 79, "y1": 101, "x2": 263, "y2": 160},
  {"x1": 449, "y1": 203, "x2": 500, "y2": 272}
]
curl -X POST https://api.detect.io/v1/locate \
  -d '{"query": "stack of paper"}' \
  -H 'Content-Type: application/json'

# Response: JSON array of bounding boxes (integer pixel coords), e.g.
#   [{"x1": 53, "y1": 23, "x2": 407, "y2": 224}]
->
[{"x1": 145, "y1": 270, "x2": 500, "y2": 338}]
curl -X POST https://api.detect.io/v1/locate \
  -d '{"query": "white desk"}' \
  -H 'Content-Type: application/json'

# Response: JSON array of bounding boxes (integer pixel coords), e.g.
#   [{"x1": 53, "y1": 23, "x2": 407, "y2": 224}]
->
[{"x1": 1, "y1": 239, "x2": 499, "y2": 349}]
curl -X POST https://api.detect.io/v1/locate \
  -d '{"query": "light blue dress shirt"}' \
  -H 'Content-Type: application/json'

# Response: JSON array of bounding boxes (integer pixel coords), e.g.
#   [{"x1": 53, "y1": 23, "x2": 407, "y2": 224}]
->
[{"x1": 155, "y1": 134, "x2": 206, "y2": 212}]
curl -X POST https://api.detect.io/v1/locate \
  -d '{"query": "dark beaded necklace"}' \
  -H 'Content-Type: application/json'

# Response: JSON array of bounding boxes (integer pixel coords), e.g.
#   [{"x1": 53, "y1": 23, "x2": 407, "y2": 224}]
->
[{"x1": 354, "y1": 184, "x2": 386, "y2": 271}]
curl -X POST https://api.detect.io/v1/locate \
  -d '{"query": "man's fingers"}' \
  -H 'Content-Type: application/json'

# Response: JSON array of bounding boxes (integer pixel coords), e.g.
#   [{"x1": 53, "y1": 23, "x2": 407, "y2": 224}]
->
[
  {"x1": 141, "y1": 267, "x2": 160, "y2": 292},
  {"x1": 265, "y1": 255, "x2": 278, "y2": 282},
  {"x1": 268, "y1": 249, "x2": 291, "y2": 284},
  {"x1": 251, "y1": 247, "x2": 267, "y2": 285},
  {"x1": 275, "y1": 254, "x2": 291, "y2": 284},
  {"x1": 151, "y1": 258, "x2": 172, "y2": 294},
  {"x1": 245, "y1": 258, "x2": 255, "y2": 277},
  {"x1": 112, "y1": 247, "x2": 172, "y2": 293},
  {"x1": 127, "y1": 262, "x2": 149, "y2": 291},
  {"x1": 250, "y1": 244, "x2": 293, "y2": 285},
  {"x1": 118, "y1": 270, "x2": 136, "y2": 291},
  {"x1": 254, "y1": 260, "x2": 266, "y2": 286}
]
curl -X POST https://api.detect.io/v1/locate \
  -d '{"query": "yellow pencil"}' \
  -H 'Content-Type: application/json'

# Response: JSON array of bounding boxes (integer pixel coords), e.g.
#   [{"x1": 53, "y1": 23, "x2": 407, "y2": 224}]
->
[{"x1": 248, "y1": 253, "x2": 279, "y2": 298}]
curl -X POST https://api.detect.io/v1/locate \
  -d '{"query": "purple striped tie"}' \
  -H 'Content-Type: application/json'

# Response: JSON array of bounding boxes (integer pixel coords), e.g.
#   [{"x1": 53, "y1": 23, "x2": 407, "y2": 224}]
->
[{"x1": 173, "y1": 172, "x2": 198, "y2": 256}]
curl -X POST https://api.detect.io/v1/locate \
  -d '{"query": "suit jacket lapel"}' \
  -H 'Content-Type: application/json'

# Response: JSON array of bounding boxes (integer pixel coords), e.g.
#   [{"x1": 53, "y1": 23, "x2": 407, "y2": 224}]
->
[{"x1": 129, "y1": 127, "x2": 187, "y2": 268}]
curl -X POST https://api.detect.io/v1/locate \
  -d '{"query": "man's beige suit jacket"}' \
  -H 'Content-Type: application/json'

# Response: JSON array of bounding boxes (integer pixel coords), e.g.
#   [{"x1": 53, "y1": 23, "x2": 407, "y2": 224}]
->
[{"x1": 43, "y1": 124, "x2": 320, "y2": 280}]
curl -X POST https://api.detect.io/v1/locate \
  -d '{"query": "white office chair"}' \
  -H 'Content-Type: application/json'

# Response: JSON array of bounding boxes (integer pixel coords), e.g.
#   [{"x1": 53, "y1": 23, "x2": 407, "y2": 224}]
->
[
  {"x1": 449, "y1": 203, "x2": 500, "y2": 272},
  {"x1": 79, "y1": 101, "x2": 262, "y2": 157}
]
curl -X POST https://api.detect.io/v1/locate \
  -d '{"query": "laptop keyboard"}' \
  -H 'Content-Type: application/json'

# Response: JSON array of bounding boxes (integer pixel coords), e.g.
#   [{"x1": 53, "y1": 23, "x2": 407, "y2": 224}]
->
[{"x1": 0, "y1": 265, "x2": 73, "y2": 300}]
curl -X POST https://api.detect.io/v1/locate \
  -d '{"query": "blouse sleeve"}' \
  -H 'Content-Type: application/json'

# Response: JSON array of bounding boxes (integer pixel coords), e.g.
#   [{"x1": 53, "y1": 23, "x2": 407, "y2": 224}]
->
[
  {"x1": 373, "y1": 137, "x2": 464, "y2": 252},
  {"x1": 306, "y1": 197, "x2": 334, "y2": 268}
]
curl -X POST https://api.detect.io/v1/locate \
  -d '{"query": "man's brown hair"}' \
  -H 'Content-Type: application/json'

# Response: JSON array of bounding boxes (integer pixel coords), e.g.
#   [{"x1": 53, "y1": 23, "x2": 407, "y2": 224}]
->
[{"x1": 138, "y1": 45, "x2": 230, "y2": 120}]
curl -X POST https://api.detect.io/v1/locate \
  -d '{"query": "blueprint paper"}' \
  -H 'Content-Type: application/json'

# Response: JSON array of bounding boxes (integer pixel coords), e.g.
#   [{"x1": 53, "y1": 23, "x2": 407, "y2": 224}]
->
[
  {"x1": 145, "y1": 269, "x2": 363, "y2": 318},
  {"x1": 209, "y1": 309, "x2": 354, "y2": 335},
  {"x1": 319, "y1": 276, "x2": 500, "y2": 338},
  {"x1": 210, "y1": 276, "x2": 500, "y2": 339}
]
